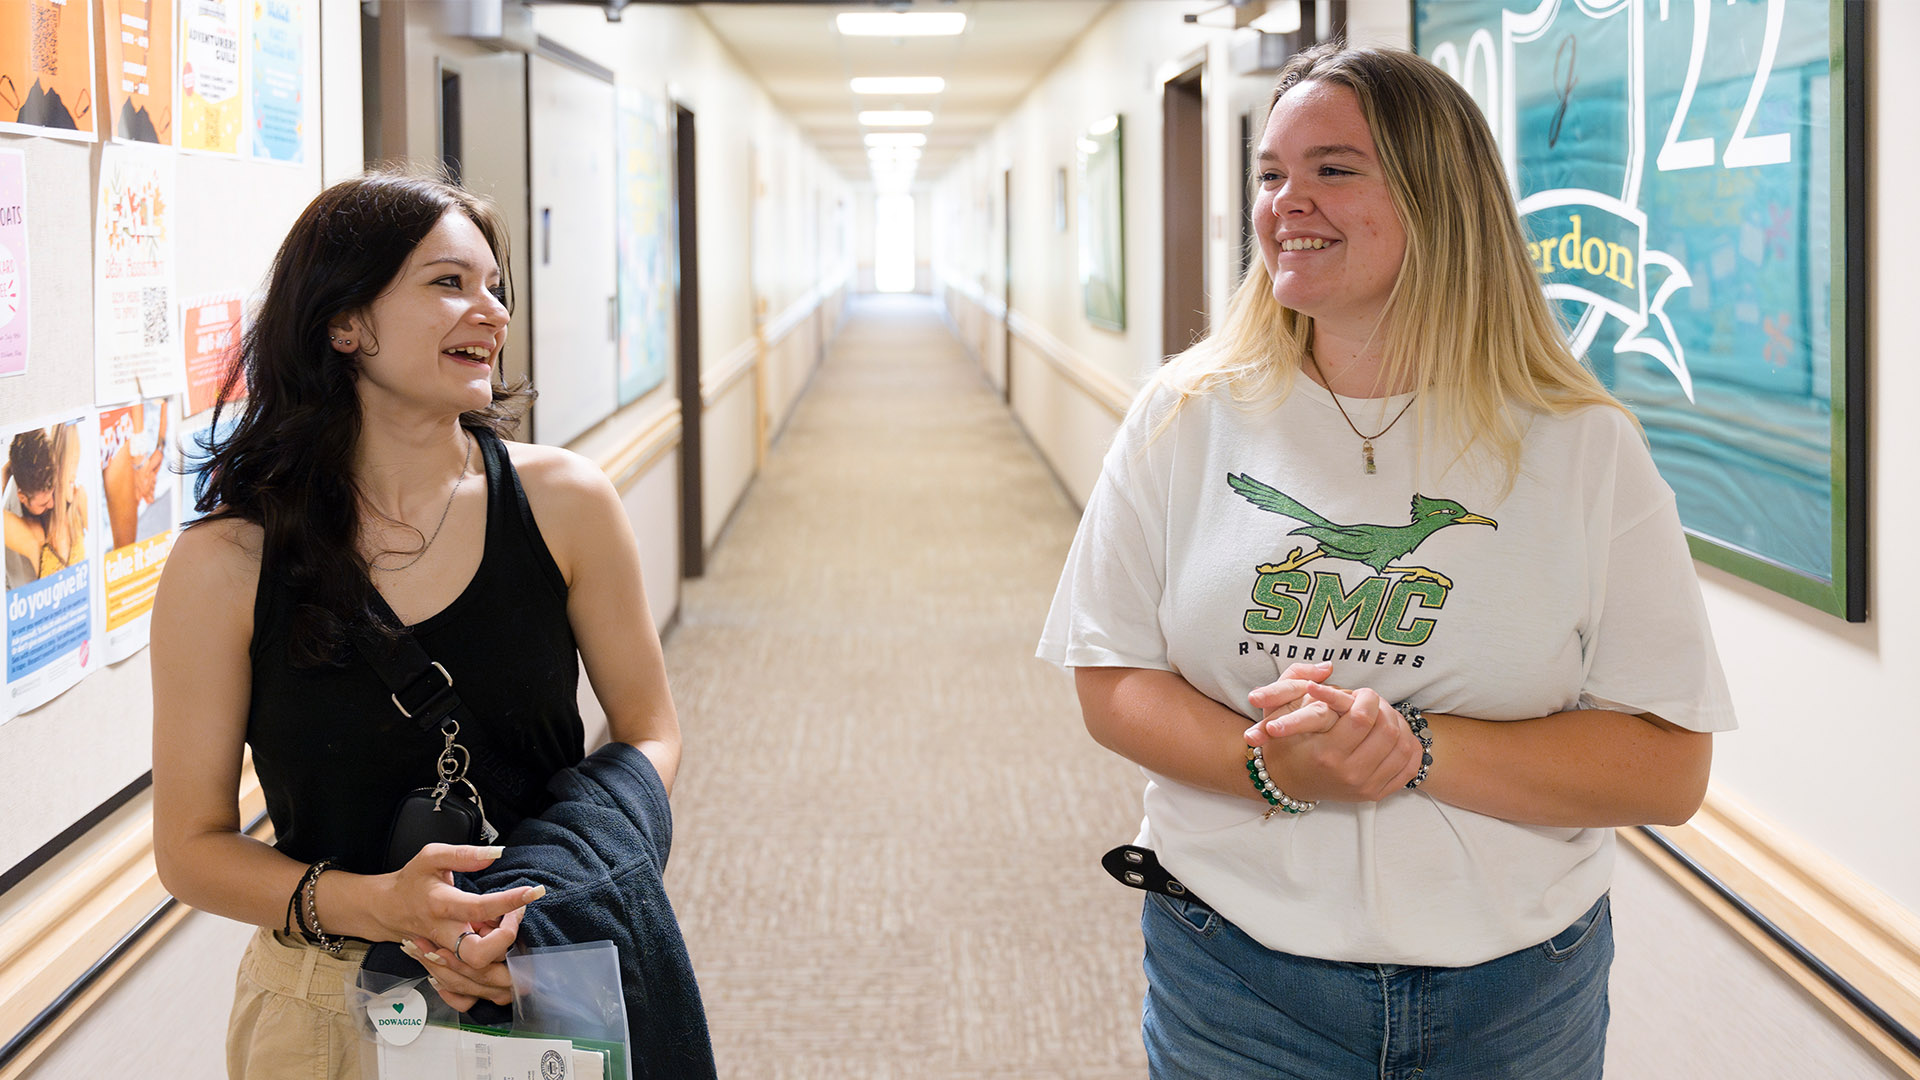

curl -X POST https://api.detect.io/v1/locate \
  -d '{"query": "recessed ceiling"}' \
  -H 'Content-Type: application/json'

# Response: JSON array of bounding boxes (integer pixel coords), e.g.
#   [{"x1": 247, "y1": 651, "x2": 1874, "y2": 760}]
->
[{"x1": 695, "y1": 1, "x2": 1117, "y2": 184}]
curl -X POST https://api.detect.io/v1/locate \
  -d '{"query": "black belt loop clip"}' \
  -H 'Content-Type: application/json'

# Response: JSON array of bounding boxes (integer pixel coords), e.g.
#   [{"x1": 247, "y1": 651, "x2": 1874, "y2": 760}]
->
[{"x1": 1101, "y1": 844, "x2": 1209, "y2": 908}]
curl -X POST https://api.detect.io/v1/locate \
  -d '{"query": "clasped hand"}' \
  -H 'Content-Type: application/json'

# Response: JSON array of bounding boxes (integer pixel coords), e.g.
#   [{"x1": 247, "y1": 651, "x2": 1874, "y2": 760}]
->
[
  {"x1": 1243, "y1": 660, "x2": 1424, "y2": 803},
  {"x1": 380, "y1": 843, "x2": 544, "y2": 1011}
]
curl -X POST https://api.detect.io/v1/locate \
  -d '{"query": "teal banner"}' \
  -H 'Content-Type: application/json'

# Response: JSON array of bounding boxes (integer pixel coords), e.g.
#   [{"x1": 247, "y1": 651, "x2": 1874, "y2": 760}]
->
[{"x1": 1415, "y1": 0, "x2": 1860, "y2": 616}]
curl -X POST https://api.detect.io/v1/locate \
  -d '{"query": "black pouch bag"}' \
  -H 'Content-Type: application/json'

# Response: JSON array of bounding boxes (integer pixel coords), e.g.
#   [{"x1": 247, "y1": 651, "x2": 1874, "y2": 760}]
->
[{"x1": 353, "y1": 628, "x2": 512, "y2": 1026}]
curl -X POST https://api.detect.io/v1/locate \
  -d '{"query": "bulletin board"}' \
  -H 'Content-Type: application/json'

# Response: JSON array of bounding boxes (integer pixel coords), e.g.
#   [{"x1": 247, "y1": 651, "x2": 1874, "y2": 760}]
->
[
  {"x1": 0, "y1": 0, "x2": 323, "y2": 892},
  {"x1": 1413, "y1": 0, "x2": 1866, "y2": 620}
]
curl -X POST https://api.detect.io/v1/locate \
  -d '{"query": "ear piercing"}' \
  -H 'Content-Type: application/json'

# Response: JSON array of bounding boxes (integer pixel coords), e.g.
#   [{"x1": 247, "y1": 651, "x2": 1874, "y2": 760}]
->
[{"x1": 331, "y1": 337, "x2": 352, "y2": 347}]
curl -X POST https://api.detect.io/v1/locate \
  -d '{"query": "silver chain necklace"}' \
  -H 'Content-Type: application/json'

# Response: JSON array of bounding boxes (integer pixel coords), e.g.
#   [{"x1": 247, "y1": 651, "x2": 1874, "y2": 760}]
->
[{"x1": 369, "y1": 431, "x2": 474, "y2": 573}]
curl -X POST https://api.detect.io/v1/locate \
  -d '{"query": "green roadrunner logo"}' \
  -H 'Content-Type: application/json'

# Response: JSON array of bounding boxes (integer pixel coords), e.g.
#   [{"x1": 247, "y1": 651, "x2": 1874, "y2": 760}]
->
[{"x1": 1227, "y1": 473, "x2": 1496, "y2": 649}]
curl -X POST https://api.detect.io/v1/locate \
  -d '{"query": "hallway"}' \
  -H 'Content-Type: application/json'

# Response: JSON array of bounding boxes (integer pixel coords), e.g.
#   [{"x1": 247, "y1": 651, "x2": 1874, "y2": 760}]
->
[{"x1": 661, "y1": 294, "x2": 1148, "y2": 1078}]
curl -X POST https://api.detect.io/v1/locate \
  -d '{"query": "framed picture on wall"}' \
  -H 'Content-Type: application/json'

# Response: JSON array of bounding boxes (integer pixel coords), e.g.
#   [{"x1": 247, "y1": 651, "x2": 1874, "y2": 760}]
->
[
  {"x1": 1077, "y1": 114, "x2": 1125, "y2": 331},
  {"x1": 1414, "y1": 0, "x2": 1867, "y2": 621}
]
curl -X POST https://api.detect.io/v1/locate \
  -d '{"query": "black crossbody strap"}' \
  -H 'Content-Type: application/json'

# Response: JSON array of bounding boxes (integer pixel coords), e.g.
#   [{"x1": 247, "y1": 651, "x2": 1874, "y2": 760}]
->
[
  {"x1": 353, "y1": 626, "x2": 472, "y2": 734},
  {"x1": 350, "y1": 625, "x2": 532, "y2": 803}
]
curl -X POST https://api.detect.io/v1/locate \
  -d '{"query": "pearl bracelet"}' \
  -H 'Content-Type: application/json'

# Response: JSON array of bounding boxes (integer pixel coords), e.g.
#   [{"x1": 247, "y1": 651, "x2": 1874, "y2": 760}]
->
[{"x1": 1244, "y1": 745, "x2": 1317, "y2": 818}]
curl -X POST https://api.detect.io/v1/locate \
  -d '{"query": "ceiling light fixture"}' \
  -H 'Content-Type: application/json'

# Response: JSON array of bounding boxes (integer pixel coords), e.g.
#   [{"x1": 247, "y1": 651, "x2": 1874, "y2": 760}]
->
[
  {"x1": 865, "y1": 132, "x2": 927, "y2": 148},
  {"x1": 835, "y1": 12, "x2": 967, "y2": 37},
  {"x1": 859, "y1": 110, "x2": 933, "y2": 126},
  {"x1": 850, "y1": 77, "x2": 946, "y2": 95}
]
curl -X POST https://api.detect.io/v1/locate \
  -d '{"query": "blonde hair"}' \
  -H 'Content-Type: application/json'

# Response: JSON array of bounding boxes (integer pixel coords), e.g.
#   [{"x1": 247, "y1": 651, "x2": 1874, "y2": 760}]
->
[{"x1": 1156, "y1": 43, "x2": 1632, "y2": 484}]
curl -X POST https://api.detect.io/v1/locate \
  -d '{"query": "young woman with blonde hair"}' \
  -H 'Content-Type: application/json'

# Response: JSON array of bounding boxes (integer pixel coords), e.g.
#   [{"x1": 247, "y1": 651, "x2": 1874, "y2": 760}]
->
[{"x1": 1041, "y1": 43, "x2": 1734, "y2": 1078}]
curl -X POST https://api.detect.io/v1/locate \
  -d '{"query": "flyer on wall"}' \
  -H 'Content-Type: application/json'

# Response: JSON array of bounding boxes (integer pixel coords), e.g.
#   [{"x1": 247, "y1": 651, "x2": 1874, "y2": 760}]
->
[
  {"x1": 97, "y1": 398, "x2": 176, "y2": 663},
  {"x1": 104, "y1": 0, "x2": 177, "y2": 145},
  {"x1": 0, "y1": 148, "x2": 28, "y2": 379},
  {"x1": 3, "y1": 412, "x2": 103, "y2": 723},
  {"x1": 179, "y1": 0, "x2": 242, "y2": 154},
  {"x1": 95, "y1": 144, "x2": 183, "y2": 405},
  {"x1": 0, "y1": 0, "x2": 97, "y2": 141},
  {"x1": 182, "y1": 291, "x2": 245, "y2": 416},
  {"x1": 249, "y1": 0, "x2": 302, "y2": 163}
]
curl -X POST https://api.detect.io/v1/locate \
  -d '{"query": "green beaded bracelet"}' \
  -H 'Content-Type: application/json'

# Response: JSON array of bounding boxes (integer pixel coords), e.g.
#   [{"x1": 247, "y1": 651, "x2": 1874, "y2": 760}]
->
[{"x1": 1244, "y1": 745, "x2": 1316, "y2": 818}]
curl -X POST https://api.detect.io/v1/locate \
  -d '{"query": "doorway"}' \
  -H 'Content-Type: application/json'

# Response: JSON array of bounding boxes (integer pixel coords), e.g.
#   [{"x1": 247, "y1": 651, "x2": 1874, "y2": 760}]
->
[
  {"x1": 674, "y1": 103, "x2": 704, "y2": 578},
  {"x1": 1162, "y1": 62, "x2": 1207, "y2": 361},
  {"x1": 1002, "y1": 168, "x2": 1013, "y2": 404}
]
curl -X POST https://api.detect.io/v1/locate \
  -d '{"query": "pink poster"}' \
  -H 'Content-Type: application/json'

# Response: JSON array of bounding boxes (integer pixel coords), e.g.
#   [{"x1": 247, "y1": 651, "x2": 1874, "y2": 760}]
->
[{"x1": 0, "y1": 149, "x2": 26, "y2": 378}]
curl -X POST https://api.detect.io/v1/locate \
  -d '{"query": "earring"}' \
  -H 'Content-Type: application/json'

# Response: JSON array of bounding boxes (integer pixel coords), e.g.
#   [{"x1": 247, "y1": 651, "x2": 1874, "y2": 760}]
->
[{"x1": 332, "y1": 337, "x2": 351, "y2": 347}]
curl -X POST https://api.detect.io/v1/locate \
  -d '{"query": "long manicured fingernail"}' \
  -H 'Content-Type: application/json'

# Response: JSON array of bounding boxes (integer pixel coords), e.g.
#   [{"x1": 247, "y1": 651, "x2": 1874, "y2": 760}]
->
[
  {"x1": 399, "y1": 940, "x2": 420, "y2": 957},
  {"x1": 427, "y1": 976, "x2": 443, "y2": 990},
  {"x1": 423, "y1": 951, "x2": 446, "y2": 965},
  {"x1": 526, "y1": 884, "x2": 547, "y2": 901},
  {"x1": 479, "y1": 846, "x2": 504, "y2": 859}
]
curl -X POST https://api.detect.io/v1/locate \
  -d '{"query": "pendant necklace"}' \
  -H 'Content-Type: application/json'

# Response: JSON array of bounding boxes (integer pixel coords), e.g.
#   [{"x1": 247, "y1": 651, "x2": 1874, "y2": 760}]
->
[
  {"x1": 1307, "y1": 353, "x2": 1416, "y2": 475},
  {"x1": 369, "y1": 430, "x2": 474, "y2": 573}
]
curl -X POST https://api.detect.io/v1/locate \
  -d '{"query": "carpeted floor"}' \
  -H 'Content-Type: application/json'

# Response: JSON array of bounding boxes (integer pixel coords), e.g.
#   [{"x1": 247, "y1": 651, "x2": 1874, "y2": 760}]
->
[{"x1": 662, "y1": 294, "x2": 1151, "y2": 1079}]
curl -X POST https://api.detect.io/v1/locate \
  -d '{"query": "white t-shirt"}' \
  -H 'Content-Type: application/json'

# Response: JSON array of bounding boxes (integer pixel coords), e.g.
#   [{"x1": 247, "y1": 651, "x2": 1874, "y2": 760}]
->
[{"x1": 1038, "y1": 376, "x2": 1736, "y2": 967}]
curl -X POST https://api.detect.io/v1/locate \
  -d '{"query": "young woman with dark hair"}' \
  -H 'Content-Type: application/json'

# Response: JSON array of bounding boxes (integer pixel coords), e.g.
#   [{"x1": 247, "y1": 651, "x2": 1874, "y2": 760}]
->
[{"x1": 150, "y1": 168, "x2": 684, "y2": 1077}]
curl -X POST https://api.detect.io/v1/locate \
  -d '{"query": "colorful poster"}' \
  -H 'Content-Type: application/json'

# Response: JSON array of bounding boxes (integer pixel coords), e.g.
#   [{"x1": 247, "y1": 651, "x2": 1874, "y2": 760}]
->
[
  {"x1": 179, "y1": 0, "x2": 240, "y2": 154},
  {"x1": 3, "y1": 412, "x2": 102, "y2": 721},
  {"x1": 248, "y1": 0, "x2": 301, "y2": 163},
  {"x1": 95, "y1": 145, "x2": 182, "y2": 405},
  {"x1": 0, "y1": 150, "x2": 28, "y2": 379},
  {"x1": 97, "y1": 398, "x2": 175, "y2": 661},
  {"x1": 615, "y1": 84, "x2": 672, "y2": 404},
  {"x1": 0, "y1": 0, "x2": 96, "y2": 140},
  {"x1": 104, "y1": 0, "x2": 176, "y2": 145},
  {"x1": 1415, "y1": 0, "x2": 1856, "y2": 616},
  {"x1": 182, "y1": 291, "x2": 244, "y2": 415}
]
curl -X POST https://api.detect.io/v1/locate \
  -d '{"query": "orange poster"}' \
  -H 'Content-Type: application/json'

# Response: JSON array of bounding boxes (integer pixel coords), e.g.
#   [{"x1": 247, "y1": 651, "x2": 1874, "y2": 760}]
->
[
  {"x1": 104, "y1": 0, "x2": 174, "y2": 145},
  {"x1": 182, "y1": 292, "x2": 244, "y2": 416},
  {"x1": 0, "y1": 0, "x2": 96, "y2": 140}
]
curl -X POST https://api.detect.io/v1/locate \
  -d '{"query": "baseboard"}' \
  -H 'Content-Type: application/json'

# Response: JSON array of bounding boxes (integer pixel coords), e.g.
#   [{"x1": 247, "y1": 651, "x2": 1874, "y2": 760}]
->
[
  {"x1": 1625, "y1": 789, "x2": 1920, "y2": 1076},
  {"x1": 0, "y1": 768, "x2": 268, "y2": 1076}
]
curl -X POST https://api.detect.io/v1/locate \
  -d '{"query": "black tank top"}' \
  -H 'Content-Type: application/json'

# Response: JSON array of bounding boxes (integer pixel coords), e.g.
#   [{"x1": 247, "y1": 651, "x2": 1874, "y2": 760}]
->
[{"x1": 247, "y1": 430, "x2": 585, "y2": 874}]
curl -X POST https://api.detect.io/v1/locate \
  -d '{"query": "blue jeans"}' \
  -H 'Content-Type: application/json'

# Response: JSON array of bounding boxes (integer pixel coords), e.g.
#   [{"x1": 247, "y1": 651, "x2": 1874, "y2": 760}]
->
[{"x1": 1140, "y1": 890, "x2": 1612, "y2": 1079}]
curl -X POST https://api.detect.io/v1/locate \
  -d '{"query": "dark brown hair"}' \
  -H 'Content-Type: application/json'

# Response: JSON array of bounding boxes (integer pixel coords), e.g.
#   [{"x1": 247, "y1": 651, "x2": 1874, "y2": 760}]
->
[
  {"x1": 195, "y1": 165, "x2": 531, "y2": 664},
  {"x1": 8, "y1": 428, "x2": 57, "y2": 498}
]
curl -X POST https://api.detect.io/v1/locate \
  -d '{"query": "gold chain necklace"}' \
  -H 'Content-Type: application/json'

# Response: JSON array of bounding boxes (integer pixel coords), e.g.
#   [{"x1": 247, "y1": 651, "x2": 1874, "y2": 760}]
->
[
  {"x1": 369, "y1": 431, "x2": 474, "y2": 573},
  {"x1": 1307, "y1": 353, "x2": 1415, "y2": 475}
]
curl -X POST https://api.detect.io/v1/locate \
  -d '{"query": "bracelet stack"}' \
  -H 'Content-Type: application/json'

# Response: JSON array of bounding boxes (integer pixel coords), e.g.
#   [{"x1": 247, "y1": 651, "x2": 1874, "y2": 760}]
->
[
  {"x1": 1244, "y1": 745, "x2": 1316, "y2": 819},
  {"x1": 285, "y1": 858, "x2": 345, "y2": 955},
  {"x1": 1393, "y1": 702, "x2": 1434, "y2": 790}
]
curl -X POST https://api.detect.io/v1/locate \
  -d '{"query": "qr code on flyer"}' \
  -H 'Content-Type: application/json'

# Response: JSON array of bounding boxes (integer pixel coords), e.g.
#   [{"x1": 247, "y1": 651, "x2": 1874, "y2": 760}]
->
[{"x1": 142, "y1": 288, "x2": 171, "y2": 347}]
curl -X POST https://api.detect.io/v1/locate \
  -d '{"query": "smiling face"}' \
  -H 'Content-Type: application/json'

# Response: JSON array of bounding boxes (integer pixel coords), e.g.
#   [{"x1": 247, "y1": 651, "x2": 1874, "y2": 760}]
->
[
  {"x1": 340, "y1": 210, "x2": 509, "y2": 418},
  {"x1": 1253, "y1": 80, "x2": 1407, "y2": 338}
]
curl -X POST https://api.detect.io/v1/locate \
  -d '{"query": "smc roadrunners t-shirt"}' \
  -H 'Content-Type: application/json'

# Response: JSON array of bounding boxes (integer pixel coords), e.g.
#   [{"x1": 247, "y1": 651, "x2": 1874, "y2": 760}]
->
[{"x1": 1039, "y1": 377, "x2": 1735, "y2": 966}]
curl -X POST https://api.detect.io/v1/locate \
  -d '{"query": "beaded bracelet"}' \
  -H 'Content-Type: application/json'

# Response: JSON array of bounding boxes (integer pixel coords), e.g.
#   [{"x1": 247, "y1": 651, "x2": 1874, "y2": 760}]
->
[
  {"x1": 1393, "y1": 702, "x2": 1434, "y2": 790},
  {"x1": 1244, "y1": 745, "x2": 1317, "y2": 819}
]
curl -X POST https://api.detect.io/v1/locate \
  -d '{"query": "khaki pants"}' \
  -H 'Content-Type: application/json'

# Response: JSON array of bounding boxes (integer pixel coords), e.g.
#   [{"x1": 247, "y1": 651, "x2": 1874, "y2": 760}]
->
[{"x1": 227, "y1": 927, "x2": 371, "y2": 1080}]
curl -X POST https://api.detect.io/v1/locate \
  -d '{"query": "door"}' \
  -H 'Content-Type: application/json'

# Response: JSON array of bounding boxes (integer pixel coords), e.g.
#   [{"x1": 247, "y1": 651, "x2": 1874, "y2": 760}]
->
[
  {"x1": 673, "y1": 103, "x2": 703, "y2": 577},
  {"x1": 528, "y1": 54, "x2": 617, "y2": 447},
  {"x1": 1162, "y1": 63, "x2": 1207, "y2": 360}
]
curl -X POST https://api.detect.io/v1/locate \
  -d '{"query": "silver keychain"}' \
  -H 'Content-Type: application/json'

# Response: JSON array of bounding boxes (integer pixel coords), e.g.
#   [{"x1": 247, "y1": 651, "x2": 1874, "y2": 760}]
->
[{"x1": 433, "y1": 718, "x2": 499, "y2": 843}]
